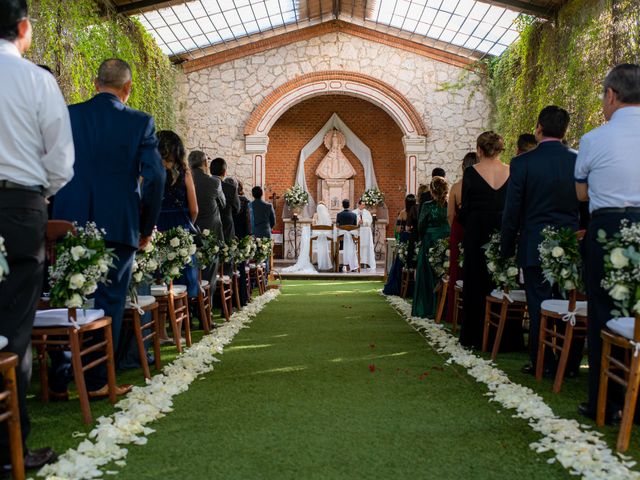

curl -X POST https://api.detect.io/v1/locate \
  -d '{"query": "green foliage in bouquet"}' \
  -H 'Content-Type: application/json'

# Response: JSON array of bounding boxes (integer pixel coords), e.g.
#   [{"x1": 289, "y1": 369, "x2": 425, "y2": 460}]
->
[
  {"x1": 220, "y1": 238, "x2": 240, "y2": 264},
  {"x1": 48, "y1": 222, "x2": 115, "y2": 308},
  {"x1": 397, "y1": 241, "x2": 419, "y2": 266},
  {"x1": 538, "y1": 226, "x2": 583, "y2": 294},
  {"x1": 156, "y1": 227, "x2": 196, "y2": 284},
  {"x1": 361, "y1": 187, "x2": 385, "y2": 207},
  {"x1": 599, "y1": 221, "x2": 640, "y2": 317},
  {"x1": 428, "y1": 238, "x2": 450, "y2": 279},
  {"x1": 254, "y1": 237, "x2": 274, "y2": 264},
  {"x1": 484, "y1": 232, "x2": 519, "y2": 291},
  {"x1": 196, "y1": 229, "x2": 221, "y2": 270},
  {"x1": 0, "y1": 236, "x2": 8, "y2": 283},
  {"x1": 283, "y1": 185, "x2": 309, "y2": 208},
  {"x1": 129, "y1": 235, "x2": 159, "y2": 301},
  {"x1": 236, "y1": 236, "x2": 258, "y2": 263}
]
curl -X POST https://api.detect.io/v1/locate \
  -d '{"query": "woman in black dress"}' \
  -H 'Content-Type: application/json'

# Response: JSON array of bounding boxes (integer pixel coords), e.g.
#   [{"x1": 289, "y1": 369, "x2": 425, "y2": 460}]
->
[{"x1": 458, "y1": 132, "x2": 513, "y2": 350}]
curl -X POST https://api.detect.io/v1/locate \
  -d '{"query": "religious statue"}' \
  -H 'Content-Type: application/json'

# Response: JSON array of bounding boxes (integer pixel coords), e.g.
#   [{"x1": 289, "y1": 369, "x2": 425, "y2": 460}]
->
[{"x1": 315, "y1": 129, "x2": 356, "y2": 218}]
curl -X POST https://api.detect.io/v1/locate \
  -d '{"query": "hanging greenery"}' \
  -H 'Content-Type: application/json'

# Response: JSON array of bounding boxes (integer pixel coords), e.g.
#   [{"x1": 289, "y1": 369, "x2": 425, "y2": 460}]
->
[
  {"x1": 26, "y1": 0, "x2": 177, "y2": 129},
  {"x1": 488, "y1": 0, "x2": 640, "y2": 157}
]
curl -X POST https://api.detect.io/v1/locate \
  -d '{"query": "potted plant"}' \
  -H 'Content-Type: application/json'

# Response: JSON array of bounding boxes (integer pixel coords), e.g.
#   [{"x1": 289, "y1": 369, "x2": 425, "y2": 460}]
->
[{"x1": 361, "y1": 187, "x2": 385, "y2": 215}]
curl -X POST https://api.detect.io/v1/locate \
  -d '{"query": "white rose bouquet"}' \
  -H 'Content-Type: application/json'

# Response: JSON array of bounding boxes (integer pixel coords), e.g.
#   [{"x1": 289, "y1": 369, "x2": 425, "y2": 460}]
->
[
  {"x1": 129, "y1": 234, "x2": 159, "y2": 301},
  {"x1": 428, "y1": 237, "x2": 450, "y2": 279},
  {"x1": 361, "y1": 187, "x2": 385, "y2": 207},
  {"x1": 196, "y1": 229, "x2": 221, "y2": 270},
  {"x1": 483, "y1": 232, "x2": 519, "y2": 291},
  {"x1": 220, "y1": 238, "x2": 240, "y2": 264},
  {"x1": 397, "y1": 240, "x2": 419, "y2": 266},
  {"x1": 156, "y1": 226, "x2": 195, "y2": 284},
  {"x1": 283, "y1": 185, "x2": 309, "y2": 209},
  {"x1": 236, "y1": 236, "x2": 257, "y2": 263},
  {"x1": 599, "y1": 220, "x2": 640, "y2": 317},
  {"x1": 0, "y1": 236, "x2": 8, "y2": 283},
  {"x1": 538, "y1": 226, "x2": 583, "y2": 294},
  {"x1": 254, "y1": 237, "x2": 274, "y2": 264},
  {"x1": 48, "y1": 222, "x2": 115, "y2": 308}
]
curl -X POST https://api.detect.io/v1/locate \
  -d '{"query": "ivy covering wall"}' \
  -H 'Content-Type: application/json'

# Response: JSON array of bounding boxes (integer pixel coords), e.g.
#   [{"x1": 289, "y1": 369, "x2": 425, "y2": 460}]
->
[
  {"x1": 489, "y1": 0, "x2": 640, "y2": 156},
  {"x1": 26, "y1": 0, "x2": 177, "y2": 129}
]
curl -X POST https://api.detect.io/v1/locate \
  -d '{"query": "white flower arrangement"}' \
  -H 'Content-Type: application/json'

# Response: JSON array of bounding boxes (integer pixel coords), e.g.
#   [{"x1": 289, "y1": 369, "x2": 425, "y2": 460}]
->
[
  {"x1": 253, "y1": 237, "x2": 274, "y2": 264},
  {"x1": 361, "y1": 187, "x2": 385, "y2": 207},
  {"x1": 599, "y1": 220, "x2": 640, "y2": 317},
  {"x1": 130, "y1": 234, "x2": 159, "y2": 301},
  {"x1": 283, "y1": 184, "x2": 309, "y2": 208},
  {"x1": 538, "y1": 226, "x2": 583, "y2": 294},
  {"x1": 156, "y1": 227, "x2": 195, "y2": 284},
  {"x1": 196, "y1": 229, "x2": 222, "y2": 270},
  {"x1": 457, "y1": 242, "x2": 464, "y2": 269},
  {"x1": 428, "y1": 237, "x2": 450, "y2": 279},
  {"x1": 0, "y1": 236, "x2": 9, "y2": 283},
  {"x1": 220, "y1": 238, "x2": 240, "y2": 264},
  {"x1": 384, "y1": 293, "x2": 640, "y2": 479},
  {"x1": 397, "y1": 240, "x2": 419, "y2": 266},
  {"x1": 483, "y1": 232, "x2": 519, "y2": 291},
  {"x1": 48, "y1": 222, "x2": 115, "y2": 308},
  {"x1": 37, "y1": 289, "x2": 281, "y2": 479},
  {"x1": 235, "y1": 236, "x2": 257, "y2": 263}
]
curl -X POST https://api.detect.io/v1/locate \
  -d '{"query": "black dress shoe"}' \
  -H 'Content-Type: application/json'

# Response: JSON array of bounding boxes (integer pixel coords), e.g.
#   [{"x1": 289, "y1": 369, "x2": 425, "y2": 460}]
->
[
  {"x1": 521, "y1": 363, "x2": 555, "y2": 378},
  {"x1": 577, "y1": 402, "x2": 622, "y2": 425},
  {"x1": 2, "y1": 447, "x2": 58, "y2": 473}
]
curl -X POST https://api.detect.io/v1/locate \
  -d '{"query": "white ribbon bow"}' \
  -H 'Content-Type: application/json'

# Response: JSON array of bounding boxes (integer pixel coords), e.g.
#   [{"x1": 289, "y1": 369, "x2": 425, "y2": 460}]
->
[
  {"x1": 630, "y1": 340, "x2": 640, "y2": 358},
  {"x1": 498, "y1": 290, "x2": 513, "y2": 303},
  {"x1": 128, "y1": 302, "x2": 145, "y2": 315},
  {"x1": 562, "y1": 310, "x2": 578, "y2": 327}
]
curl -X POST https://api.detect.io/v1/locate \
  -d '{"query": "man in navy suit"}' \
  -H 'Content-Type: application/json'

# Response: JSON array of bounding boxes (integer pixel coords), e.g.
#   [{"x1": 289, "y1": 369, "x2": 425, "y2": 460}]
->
[
  {"x1": 501, "y1": 106, "x2": 580, "y2": 377},
  {"x1": 336, "y1": 199, "x2": 357, "y2": 227},
  {"x1": 52, "y1": 59, "x2": 165, "y2": 397},
  {"x1": 249, "y1": 186, "x2": 275, "y2": 239}
]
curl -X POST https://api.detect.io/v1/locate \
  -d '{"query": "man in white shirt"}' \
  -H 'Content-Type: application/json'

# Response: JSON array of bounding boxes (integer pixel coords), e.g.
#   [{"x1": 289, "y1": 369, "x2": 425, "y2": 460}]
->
[
  {"x1": 574, "y1": 63, "x2": 640, "y2": 423},
  {"x1": 0, "y1": 0, "x2": 74, "y2": 472}
]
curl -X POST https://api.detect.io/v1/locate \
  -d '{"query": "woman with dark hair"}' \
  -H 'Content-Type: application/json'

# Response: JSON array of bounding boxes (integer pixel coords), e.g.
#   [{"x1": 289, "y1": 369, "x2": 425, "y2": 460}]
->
[
  {"x1": 445, "y1": 152, "x2": 478, "y2": 324},
  {"x1": 231, "y1": 179, "x2": 252, "y2": 306},
  {"x1": 412, "y1": 177, "x2": 450, "y2": 318},
  {"x1": 383, "y1": 194, "x2": 417, "y2": 295},
  {"x1": 458, "y1": 132, "x2": 522, "y2": 351}
]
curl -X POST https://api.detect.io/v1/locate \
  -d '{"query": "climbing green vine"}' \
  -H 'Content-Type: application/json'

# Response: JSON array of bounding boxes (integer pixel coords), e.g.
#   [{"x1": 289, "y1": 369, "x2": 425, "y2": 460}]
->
[{"x1": 26, "y1": 0, "x2": 177, "y2": 129}]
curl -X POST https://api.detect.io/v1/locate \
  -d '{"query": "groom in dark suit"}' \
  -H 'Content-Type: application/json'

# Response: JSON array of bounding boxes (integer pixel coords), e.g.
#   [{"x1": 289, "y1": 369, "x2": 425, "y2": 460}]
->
[
  {"x1": 53, "y1": 59, "x2": 165, "y2": 397},
  {"x1": 336, "y1": 199, "x2": 357, "y2": 227},
  {"x1": 501, "y1": 106, "x2": 580, "y2": 377}
]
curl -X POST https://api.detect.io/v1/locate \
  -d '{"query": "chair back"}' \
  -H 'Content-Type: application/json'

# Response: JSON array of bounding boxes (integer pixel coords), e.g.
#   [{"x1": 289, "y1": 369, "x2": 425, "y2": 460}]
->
[
  {"x1": 45, "y1": 220, "x2": 75, "y2": 264},
  {"x1": 634, "y1": 314, "x2": 640, "y2": 344}
]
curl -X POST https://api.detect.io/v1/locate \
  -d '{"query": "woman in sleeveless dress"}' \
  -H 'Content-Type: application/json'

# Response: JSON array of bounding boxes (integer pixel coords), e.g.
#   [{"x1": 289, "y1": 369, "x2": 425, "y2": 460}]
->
[
  {"x1": 458, "y1": 132, "x2": 521, "y2": 350},
  {"x1": 383, "y1": 194, "x2": 416, "y2": 295},
  {"x1": 412, "y1": 177, "x2": 450, "y2": 318},
  {"x1": 445, "y1": 153, "x2": 478, "y2": 324}
]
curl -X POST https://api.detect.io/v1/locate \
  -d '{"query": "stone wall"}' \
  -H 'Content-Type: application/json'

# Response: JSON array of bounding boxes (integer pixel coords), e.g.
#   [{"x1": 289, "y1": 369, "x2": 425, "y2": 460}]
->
[{"x1": 178, "y1": 31, "x2": 491, "y2": 188}]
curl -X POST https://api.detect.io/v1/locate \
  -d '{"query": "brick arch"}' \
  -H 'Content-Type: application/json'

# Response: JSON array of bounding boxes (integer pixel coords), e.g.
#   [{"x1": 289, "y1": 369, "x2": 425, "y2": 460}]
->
[{"x1": 244, "y1": 71, "x2": 428, "y2": 137}]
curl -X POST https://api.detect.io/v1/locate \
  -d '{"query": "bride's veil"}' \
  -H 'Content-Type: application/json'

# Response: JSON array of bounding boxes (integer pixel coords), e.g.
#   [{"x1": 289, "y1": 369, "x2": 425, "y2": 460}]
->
[{"x1": 316, "y1": 203, "x2": 332, "y2": 226}]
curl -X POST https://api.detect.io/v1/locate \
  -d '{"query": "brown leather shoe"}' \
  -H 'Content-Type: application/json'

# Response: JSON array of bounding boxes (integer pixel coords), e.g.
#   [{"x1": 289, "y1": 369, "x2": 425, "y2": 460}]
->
[
  {"x1": 24, "y1": 447, "x2": 58, "y2": 470},
  {"x1": 88, "y1": 384, "x2": 133, "y2": 400},
  {"x1": 48, "y1": 389, "x2": 69, "y2": 401}
]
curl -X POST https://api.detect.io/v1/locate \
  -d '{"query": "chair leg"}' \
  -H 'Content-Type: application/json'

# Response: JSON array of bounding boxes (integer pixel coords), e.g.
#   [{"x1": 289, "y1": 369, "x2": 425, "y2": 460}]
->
[
  {"x1": 104, "y1": 323, "x2": 117, "y2": 405},
  {"x1": 167, "y1": 295, "x2": 182, "y2": 354},
  {"x1": 617, "y1": 354, "x2": 640, "y2": 452},
  {"x1": 233, "y1": 276, "x2": 241, "y2": 309},
  {"x1": 69, "y1": 332, "x2": 92, "y2": 424},
  {"x1": 491, "y1": 302, "x2": 508, "y2": 361},
  {"x1": 133, "y1": 312, "x2": 151, "y2": 380},
  {"x1": 435, "y1": 281, "x2": 447, "y2": 324},
  {"x1": 453, "y1": 289, "x2": 460, "y2": 334},
  {"x1": 152, "y1": 307, "x2": 162, "y2": 371},
  {"x1": 37, "y1": 343, "x2": 49, "y2": 403},
  {"x1": 553, "y1": 322, "x2": 574, "y2": 393},
  {"x1": 181, "y1": 296, "x2": 192, "y2": 348},
  {"x1": 4, "y1": 364, "x2": 25, "y2": 480},
  {"x1": 596, "y1": 338, "x2": 612, "y2": 427},
  {"x1": 536, "y1": 314, "x2": 548, "y2": 381},
  {"x1": 482, "y1": 299, "x2": 491, "y2": 353},
  {"x1": 199, "y1": 292, "x2": 210, "y2": 334}
]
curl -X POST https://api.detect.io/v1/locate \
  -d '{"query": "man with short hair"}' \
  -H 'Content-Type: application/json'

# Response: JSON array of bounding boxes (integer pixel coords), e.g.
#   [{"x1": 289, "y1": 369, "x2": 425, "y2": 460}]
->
[
  {"x1": 501, "y1": 106, "x2": 581, "y2": 378},
  {"x1": 209, "y1": 157, "x2": 240, "y2": 243},
  {"x1": 575, "y1": 64, "x2": 640, "y2": 422},
  {"x1": 336, "y1": 199, "x2": 357, "y2": 227},
  {"x1": 53, "y1": 58, "x2": 165, "y2": 398},
  {"x1": 516, "y1": 133, "x2": 538, "y2": 155},
  {"x1": 0, "y1": 0, "x2": 74, "y2": 471},
  {"x1": 249, "y1": 186, "x2": 275, "y2": 239}
]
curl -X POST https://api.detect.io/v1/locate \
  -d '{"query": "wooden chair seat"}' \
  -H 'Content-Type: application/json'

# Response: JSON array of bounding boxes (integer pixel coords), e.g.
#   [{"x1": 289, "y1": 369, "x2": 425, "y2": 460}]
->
[
  {"x1": 482, "y1": 290, "x2": 527, "y2": 360},
  {"x1": 151, "y1": 283, "x2": 191, "y2": 353},
  {"x1": 0, "y1": 352, "x2": 24, "y2": 480},
  {"x1": 123, "y1": 295, "x2": 161, "y2": 380},
  {"x1": 31, "y1": 308, "x2": 117, "y2": 424}
]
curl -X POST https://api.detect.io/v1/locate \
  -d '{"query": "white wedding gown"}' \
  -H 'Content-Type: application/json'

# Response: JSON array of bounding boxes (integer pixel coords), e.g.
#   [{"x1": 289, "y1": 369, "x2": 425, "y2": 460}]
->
[
  {"x1": 356, "y1": 208, "x2": 376, "y2": 271},
  {"x1": 281, "y1": 204, "x2": 334, "y2": 274}
]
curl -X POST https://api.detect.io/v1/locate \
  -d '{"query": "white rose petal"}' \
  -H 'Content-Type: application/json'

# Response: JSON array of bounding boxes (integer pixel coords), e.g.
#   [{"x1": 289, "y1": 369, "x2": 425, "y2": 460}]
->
[
  {"x1": 170, "y1": 266, "x2": 180, "y2": 276},
  {"x1": 610, "y1": 284, "x2": 630, "y2": 301},
  {"x1": 179, "y1": 248, "x2": 188, "y2": 257},
  {"x1": 169, "y1": 237, "x2": 180, "y2": 248},
  {"x1": 70, "y1": 245, "x2": 86, "y2": 261},
  {"x1": 202, "y1": 229, "x2": 210, "y2": 236},
  {"x1": 83, "y1": 281, "x2": 98, "y2": 295},
  {"x1": 551, "y1": 246, "x2": 565, "y2": 258},
  {"x1": 147, "y1": 259, "x2": 158, "y2": 271},
  {"x1": 507, "y1": 266, "x2": 518, "y2": 277},
  {"x1": 487, "y1": 262, "x2": 496, "y2": 272},
  {"x1": 68, "y1": 273, "x2": 86, "y2": 290},
  {"x1": 610, "y1": 247, "x2": 630, "y2": 269},
  {"x1": 188, "y1": 244, "x2": 197, "y2": 255}
]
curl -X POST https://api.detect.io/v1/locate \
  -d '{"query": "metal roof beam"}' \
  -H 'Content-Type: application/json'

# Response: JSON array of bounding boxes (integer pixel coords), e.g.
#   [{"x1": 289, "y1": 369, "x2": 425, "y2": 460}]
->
[
  {"x1": 115, "y1": 0, "x2": 183, "y2": 15},
  {"x1": 480, "y1": 0, "x2": 555, "y2": 18}
]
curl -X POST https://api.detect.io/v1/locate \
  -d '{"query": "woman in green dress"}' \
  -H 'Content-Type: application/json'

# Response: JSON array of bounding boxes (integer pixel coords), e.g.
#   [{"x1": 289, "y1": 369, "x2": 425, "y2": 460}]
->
[{"x1": 412, "y1": 176, "x2": 450, "y2": 318}]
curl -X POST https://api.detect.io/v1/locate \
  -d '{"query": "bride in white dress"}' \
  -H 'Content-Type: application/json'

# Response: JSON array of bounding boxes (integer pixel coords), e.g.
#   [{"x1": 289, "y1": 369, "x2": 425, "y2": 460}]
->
[{"x1": 281, "y1": 203, "x2": 334, "y2": 273}]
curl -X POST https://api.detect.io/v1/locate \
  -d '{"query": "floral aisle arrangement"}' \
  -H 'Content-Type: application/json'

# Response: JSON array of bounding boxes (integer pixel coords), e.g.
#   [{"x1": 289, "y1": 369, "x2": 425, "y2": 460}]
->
[
  {"x1": 236, "y1": 236, "x2": 257, "y2": 263},
  {"x1": 428, "y1": 238, "x2": 450, "y2": 279},
  {"x1": 0, "y1": 235, "x2": 8, "y2": 282},
  {"x1": 38, "y1": 288, "x2": 281, "y2": 480},
  {"x1": 283, "y1": 185, "x2": 309, "y2": 211},
  {"x1": 48, "y1": 222, "x2": 115, "y2": 309},
  {"x1": 599, "y1": 220, "x2": 640, "y2": 318},
  {"x1": 458, "y1": 242, "x2": 464, "y2": 269},
  {"x1": 254, "y1": 237, "x2": 274, "y2": 264},
  {"x1": 361, "y1": 187, "x2": 385, "y2": 207},
  {"x1": 538, "y1": 226, "x2": 583, "y2": 294},
  {"x1": 384, "y1": 293, "x2": 639, "y2": 479},
  {"x1": 397, "y1": 241, "x2": 420, "y2": 266},
  {"x1": 129, "y1": 237, "x2": 159, "y2": 302},
  {"x1": 220, "y1": 238, "x2": 240, "y2": 264},
  {"x1": 156, "y1": 227, "x2": 196, "y2": 284},
  {"x1": 484, "y1": 232, "x2": 519, "y2": 291},
  {"x1": 196, "y1": 229, "x2": 221, "y2": 270}
]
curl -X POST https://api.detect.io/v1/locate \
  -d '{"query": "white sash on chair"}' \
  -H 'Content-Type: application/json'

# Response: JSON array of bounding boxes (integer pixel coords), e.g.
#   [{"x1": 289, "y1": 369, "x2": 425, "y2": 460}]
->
[
  {"x1": 339, "y1": 229, "x2": 360, "y2": 271},
  {"x1": 313, "y1": 228, "x2": 333, "y2": 271}
]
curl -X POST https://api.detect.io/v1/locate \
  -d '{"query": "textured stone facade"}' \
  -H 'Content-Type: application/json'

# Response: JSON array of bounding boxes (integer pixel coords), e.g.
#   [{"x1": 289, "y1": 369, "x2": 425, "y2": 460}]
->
[{"x1": 178, "y1": 31, "x2": 491, "y2": 188}]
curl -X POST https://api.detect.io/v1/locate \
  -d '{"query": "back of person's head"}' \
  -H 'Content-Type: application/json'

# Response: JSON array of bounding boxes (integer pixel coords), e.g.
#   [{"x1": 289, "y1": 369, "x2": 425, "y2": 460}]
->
[
  {"x1": 477, "y1": 131, "x2": 505, "y2": 158},
  {"x1": 342, "y1": 199, "x2": 350, "y2": 209},
  {"x1": 604, "y1": 64, "x2": 640, "y2": 104},
  {"x1": 404, "y1": 194, "x2": 416, "y2": 213},
  {"x1": 188, "y1": 150, "x2": 207, "y2": 170},
  {"x1": 431, "y1": 167, "x2": 446, "y2": 178},
  {"x1": 537, "y1": 106, "x2": 570, "y2": 139},
  {"x1": 462, "y1": 152, "x2": 478, "y2": 170},
  {"x1": 251, "y1": 186, "x2": 263, "y2": 199},
  {"x1": 157, "y1": 130, "x2": 186, "y2": 185},
  {"x1": 416, "y1": 184, "x2": 428, "y2": 198},
  {"x1": 237, "y1": 180, "x2": 244, "y2": 196},
  {"x1": 210, "y1": 157, "x2": 227, "y2": 177},
  {"x1": 517, "y1": 134, "x2": 537, "y2": 154},
  {"x1": 96, "y1": 59, "x2": 132, "y2": 90},
  {"x1": 0, "y1": 0, "x2": 27, "y2": 41},
  {"x1": 430, "y1": 177, "x2": 449, "y2": 207}
]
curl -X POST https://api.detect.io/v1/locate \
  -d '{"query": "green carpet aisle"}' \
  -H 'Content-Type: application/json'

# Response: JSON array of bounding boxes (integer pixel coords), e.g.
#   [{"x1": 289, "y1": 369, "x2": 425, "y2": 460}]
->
[{"x1": 114, "y1": 280, "x2": 568, "y2": 479}]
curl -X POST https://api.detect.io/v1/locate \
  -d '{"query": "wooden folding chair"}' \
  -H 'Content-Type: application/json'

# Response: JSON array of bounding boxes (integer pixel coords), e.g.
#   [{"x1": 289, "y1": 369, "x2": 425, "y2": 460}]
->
[
  {"x1": 216, "y1": 263, "x2": 233, "y2": 321},
  {"x1": 334, "y1": 225, "x2": 360, "y2": 272},
  {"x1": 0, "y1": 352, "x2": 24, "y2": 480},
  {"x1": 151, "y1": 281, "x2": 191, "y2": 353},
  {"x1": 231, "y1": 262, "x2": 242, "y2": 310},
  {"x1": 482, "y1": 288, "x2": 527, "y2": 360},
  {"x1": 123, "y1": 295, "x2": 161, "y2": 380},
  {"x1": 189, "y1": 269, "x2": 212, "y2": 333},
  {"x1": 309, "y1": 225, "x2": 334, "y2": 269}
]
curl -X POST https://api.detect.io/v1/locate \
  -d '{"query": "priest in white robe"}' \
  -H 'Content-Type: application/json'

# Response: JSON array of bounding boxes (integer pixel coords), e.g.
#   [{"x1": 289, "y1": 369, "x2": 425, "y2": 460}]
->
[{"x1": 355, "y1": 200, "x2": 376, "y2": 271}]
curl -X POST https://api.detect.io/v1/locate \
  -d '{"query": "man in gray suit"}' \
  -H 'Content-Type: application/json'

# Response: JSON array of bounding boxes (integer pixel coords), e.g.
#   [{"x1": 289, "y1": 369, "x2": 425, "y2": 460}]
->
[
  {"x1": 249, "y1": 186, "x2": 275, "y2": 239},
  {"x1": 209, "y1": 157, "x2": 240, "y2": 243}
]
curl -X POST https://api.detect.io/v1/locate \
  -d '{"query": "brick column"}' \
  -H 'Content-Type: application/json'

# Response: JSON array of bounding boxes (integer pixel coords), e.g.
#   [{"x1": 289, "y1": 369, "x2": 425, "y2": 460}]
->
[{"x1": 245, "y1": 135, "x2": 270, "y2": 187}]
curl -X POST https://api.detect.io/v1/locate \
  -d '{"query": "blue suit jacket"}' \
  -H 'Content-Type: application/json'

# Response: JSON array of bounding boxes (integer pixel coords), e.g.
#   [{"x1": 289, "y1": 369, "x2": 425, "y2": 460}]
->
[
  {"x1": 501, "y1": 141, "x2": 579, "y2": 267},
  {"x1": 53, "y1": 93, "x2": 165, "y2": 248},
  {"x1": 249, "y1": 199, "x2": 275, "y2": 238}
]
